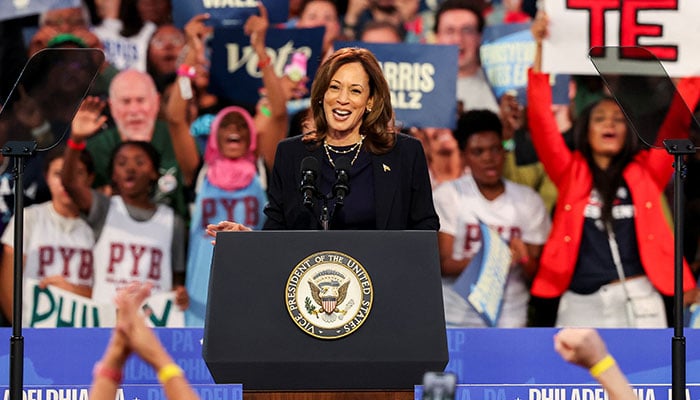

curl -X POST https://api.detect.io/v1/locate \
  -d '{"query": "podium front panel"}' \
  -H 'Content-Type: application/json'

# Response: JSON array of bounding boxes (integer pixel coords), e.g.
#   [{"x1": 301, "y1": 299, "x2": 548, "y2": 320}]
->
[{"x1": 202, "y1": 230, "x2": 448, "y2": 390}]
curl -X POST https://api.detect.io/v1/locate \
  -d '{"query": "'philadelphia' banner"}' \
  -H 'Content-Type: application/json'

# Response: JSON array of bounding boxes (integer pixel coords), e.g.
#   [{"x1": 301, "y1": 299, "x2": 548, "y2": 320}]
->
[
  {"x1": 208, "y1": 26, "x2": 323, "y2": 106},
  {"x1": 3, "y1": 328, "x2": 700, "y2": 386},
  {"x1": 0, "y1": 0, "x2": 80, "y2": 22},
  {"x1": 171, "y1": 0, "x2": 288, "y2": 28},
  {"x1": 0, "y1": 384, "x2": 242, "y2": 400},
  {"x1": 24, "y1": 278, "x2": 184, "y2": 328},
  {"x1": 337, "y1": 41, "x2": 458, "y2": 129}
]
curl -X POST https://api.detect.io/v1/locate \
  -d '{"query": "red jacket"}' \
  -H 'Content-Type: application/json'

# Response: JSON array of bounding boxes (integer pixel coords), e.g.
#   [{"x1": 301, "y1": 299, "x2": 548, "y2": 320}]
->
[{"x1": 527, "y1": 69, "x2": 698, "y2": 297}]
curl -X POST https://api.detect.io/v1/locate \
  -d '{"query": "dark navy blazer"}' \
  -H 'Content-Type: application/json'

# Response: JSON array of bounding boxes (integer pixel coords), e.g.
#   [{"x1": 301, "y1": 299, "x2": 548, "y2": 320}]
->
[{"x1": 263, "y1": 133, "x2": 439, "y2": 231}]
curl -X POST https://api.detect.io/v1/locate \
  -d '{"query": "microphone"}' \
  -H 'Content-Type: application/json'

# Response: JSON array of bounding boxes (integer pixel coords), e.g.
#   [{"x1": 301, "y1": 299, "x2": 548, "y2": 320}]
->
[
  {"x1": 332, "y1": 156, "x2": 351, "y2": 206},
  {"x1": 300, "y1": 156, "x2": 319, "y2": 208}
]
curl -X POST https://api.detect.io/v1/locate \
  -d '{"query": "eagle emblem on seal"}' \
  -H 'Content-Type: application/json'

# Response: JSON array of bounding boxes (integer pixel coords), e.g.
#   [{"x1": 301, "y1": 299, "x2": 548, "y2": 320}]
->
[{"x1": 306, "y1": 273, "x2": 354, "y2": 323}]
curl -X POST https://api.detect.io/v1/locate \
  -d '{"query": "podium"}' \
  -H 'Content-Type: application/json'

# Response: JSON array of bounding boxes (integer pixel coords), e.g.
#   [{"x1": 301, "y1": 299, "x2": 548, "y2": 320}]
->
[{"x1": 202, "y1": 230, "x2": 448, "y2": 398}]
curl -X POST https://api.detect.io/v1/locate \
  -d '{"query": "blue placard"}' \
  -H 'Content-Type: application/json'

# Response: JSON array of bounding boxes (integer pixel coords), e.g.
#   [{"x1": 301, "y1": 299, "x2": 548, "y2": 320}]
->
[
  {"x1": 336, "y1": 41, "x2": 458, "y2": 129},
  {"x1": 0, "y1": 0, "x2": 81, "y2": 21},
  {"x1": 208, "y1": 26, "x2": 324, "y2": 105},
  {"x1": 481, "y1": 22, "x2": 570, "y2": 105},
  {"x1": 171, "y1": 0, "x2": 289, "y2": 28},
  {"x1": 450, "y1": 221, "x2": 511, "y2": 327}
]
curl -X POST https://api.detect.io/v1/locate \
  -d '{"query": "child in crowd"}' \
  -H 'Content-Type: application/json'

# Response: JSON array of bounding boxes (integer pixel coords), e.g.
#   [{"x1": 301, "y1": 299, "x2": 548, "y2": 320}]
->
[
  {"x1": 62, "y1": 96, "x2": 188, "y2": 313},
  {"x1": 181, "y1": 106, "x2": 267, "y2": 327},
  {"x1": 0, "y1": 147, "x2": 95, "y2": 322}
]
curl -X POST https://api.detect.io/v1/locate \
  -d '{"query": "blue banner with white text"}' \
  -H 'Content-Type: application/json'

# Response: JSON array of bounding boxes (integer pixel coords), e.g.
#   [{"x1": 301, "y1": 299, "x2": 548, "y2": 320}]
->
[
  {"x1": 171, "y1": 0, "x2": 288, "y2": 28},
  {"x1": 208, "y1": 26, "x2": 323, "y2": 105},
  {"x1": 3, "y1": 328, "x2": 700, "y2": 387},
  {"x1": 480, "y1": 23, "x2": 569, "y2": 105}
]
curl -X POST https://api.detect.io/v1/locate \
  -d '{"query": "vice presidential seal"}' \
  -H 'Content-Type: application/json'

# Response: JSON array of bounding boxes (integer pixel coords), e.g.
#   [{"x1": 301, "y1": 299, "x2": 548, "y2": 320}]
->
[{"x1": 285, "y1": 250, "x2": 373, "y2": 339}]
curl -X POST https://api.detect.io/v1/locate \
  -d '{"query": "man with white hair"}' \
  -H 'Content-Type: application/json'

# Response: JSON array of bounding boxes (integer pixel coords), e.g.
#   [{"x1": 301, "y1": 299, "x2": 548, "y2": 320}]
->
[{"x1": 84, "y1": 69, "x2": 187, "y2": 219}]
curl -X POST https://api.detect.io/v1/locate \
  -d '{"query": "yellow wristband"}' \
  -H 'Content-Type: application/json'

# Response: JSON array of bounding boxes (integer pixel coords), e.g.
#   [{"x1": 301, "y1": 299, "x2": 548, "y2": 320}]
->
[
  {"x1": 157, "y1": 363, "x2": 184, "y2": 384},
  {"x1": 589, "y1": 354, "x2": 616, "y2": 377}
]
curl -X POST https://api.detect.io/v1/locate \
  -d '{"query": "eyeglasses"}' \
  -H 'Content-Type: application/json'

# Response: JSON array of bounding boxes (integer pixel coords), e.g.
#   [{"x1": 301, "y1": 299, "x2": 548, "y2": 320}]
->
[
  {"x1": 150, "y1": 35, "x2": 185, "y2": 50},
  {"x1": 45, "y1": 17, "x2": 86, "y2": 29},
  {"x1": 438, "y1": 25, "x2": 479, "y2": 37}
]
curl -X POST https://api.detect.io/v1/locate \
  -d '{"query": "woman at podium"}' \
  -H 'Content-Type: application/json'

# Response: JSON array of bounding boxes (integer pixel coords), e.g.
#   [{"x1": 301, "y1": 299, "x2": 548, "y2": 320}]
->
[{"x1": 208, "y1": 47, "x2": 439, "y2": 232}]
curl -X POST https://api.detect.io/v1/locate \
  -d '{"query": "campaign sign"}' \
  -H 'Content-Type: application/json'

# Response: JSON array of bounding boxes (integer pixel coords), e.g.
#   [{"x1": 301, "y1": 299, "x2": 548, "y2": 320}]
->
[
  {"x1": 0, "y1": 384, "x2": 242, "y2": 399},
  {"x1": 171, "y1": 0, "x2": 288, "y2": 28},
  {"x1": 337, "y1": 41, "x2": 458, "y2": 129},
  {"x1": 0, "y1": 0, "x2": 81, "y2": 22},
  {"x1": 208, "y1": 26, "x2": 323, "y2": 105},
  {"x1": 23, "y1": 278, "x2": 184, "y2": 328},
  {"x1": 450, "y1": 221, "x2": 511, "y2": 327},
  {"x1": 481, "y1": 22, "x2": 569, "y2": 105},
  {"x1": 3, "y1": 328, "x2": 700, "y2": 386},
  {"x1": 541, "y1": 0, "x2": 700, "y2": 77},
  {"x1": 415, "y1": 384, "x2": 700, "y2": 400}
]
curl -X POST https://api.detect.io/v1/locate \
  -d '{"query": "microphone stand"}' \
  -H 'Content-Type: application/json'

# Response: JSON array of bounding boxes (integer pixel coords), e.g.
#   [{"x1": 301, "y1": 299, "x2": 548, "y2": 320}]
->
[
  {"x1": 4, "y1": 140, "x2": 37, "y2": 400},
  {"x1": 320, "y1": 196, "x2": 330, "y2": 231},
  {"x1": 662, "y1": 138, "x2": 695, "y2": 400}
]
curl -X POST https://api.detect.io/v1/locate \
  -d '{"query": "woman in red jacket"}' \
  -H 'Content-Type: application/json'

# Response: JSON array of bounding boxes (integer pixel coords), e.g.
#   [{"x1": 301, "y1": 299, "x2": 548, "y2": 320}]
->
[{"x1": 527, "y1": 12, "x2": 699, "y2": 327}]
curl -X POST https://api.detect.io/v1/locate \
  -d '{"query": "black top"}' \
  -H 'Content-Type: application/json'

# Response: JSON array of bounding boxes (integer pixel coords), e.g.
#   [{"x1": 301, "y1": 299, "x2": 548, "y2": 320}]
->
[
  {"x1": 263, "y1": 133, "x2": 439, "y2": 231},
  {"x1": 570, "y1": 181, "x2": 645, "y2": 294}
]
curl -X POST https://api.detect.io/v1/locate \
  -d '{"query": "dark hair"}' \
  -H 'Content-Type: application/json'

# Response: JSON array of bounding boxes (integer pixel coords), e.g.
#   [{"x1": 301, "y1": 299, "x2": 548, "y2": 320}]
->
[
  {"x1": 309, "y1": 47, "x2": 395, "y2": 154},
  {"x1": 359, "y1": 20, "x2": 407, "y2": 42},
  {"x1": 119, "y1": 0, "x2": 146, "y2": 38},
  {"x1": 434, "y1": 0, "x2": 486, "y2": 34},
  {"x1": 43, "y1": 145, "x2": 95, "y2": 176},
  {"x1": 299, "y1": 0, "x2": 338, "y2": 17},
  {"x1": 574, "y1": 97, "x2": 640, "y2": 224},
  {"x1": 108, "y1": 141, "x2": 161, "y2": 188},
  {"x1": 453, "y1": 109, "x2": 503, "y2": 151}
]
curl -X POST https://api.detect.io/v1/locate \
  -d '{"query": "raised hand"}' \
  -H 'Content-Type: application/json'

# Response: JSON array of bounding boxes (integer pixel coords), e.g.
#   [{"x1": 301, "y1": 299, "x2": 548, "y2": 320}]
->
[
  {"x1": 553, "y1": 328, "x2": 609, "y2": 369},
  {"x1": 244, "y1": 2, "x2": 270, "y2": 57},
  {"x1": 71, "y1": 96, "x2": 108, "y2": 142}
]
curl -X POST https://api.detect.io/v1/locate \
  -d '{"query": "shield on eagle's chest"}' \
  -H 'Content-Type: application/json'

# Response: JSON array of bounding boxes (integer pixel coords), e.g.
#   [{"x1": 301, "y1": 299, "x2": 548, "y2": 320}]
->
[{"x1": 321, "y1": 297, "x2": 337, "y2": 314}]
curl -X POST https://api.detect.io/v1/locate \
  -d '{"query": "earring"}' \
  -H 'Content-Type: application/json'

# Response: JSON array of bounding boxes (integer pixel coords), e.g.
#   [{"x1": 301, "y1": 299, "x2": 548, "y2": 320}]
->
[{"x1": 366, "y1": 107, "x2": 372, "y2": 113}]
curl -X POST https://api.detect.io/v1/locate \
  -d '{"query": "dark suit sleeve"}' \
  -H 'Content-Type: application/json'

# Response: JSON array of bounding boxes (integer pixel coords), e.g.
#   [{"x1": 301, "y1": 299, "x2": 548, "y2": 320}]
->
[
  {"x1": 405, "y1": 137, "x2": 440, "y2": 231},
  {"x1": 263, "y1": 138, "x2": 319, "y2": 230},
  {"x1": 263, "y1": 143, "x2": 288, "y2": 230}
]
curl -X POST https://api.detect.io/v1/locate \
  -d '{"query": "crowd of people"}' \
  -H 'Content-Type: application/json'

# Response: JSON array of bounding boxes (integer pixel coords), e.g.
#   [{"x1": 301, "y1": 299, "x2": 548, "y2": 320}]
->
[{"x1": 0, "y1": 0, "x2": 699, "y2": 334}]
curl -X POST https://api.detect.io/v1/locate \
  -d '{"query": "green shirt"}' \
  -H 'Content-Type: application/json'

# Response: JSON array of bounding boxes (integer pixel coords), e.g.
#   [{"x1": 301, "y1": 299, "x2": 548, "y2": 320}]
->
[{"x1": 86, "y1": 119, "x2": 189, "y2": 222}]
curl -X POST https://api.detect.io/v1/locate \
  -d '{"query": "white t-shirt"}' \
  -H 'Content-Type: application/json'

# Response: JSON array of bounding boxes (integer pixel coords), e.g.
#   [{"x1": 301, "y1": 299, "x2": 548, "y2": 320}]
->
[
  {"x1": 433, "y1": 174, "x2": 551, "y2": 327},
  {"x1": 2, "y1": 201, "x2": 94, "y2": 288},
  {"x1": 456, "y1": 68, "x2": 500, "y2": 114},
  {"x1": 93, "y1": 18, "x2": 156, "y2": 71},
  {"x1": 91, "y1": 196, "x2": 173, "y2": 303}
]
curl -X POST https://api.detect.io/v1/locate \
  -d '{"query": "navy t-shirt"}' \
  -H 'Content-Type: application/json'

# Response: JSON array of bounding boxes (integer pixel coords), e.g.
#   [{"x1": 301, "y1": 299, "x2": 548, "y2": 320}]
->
[{"x1": 569, "y1": 182, "x2": 645, "y2": 294}]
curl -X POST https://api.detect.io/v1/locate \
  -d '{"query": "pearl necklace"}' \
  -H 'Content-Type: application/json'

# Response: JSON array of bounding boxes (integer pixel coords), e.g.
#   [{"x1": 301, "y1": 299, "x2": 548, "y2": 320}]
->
[{"x1": 323, "y1": 135, "x2": 365, "y2": 167}]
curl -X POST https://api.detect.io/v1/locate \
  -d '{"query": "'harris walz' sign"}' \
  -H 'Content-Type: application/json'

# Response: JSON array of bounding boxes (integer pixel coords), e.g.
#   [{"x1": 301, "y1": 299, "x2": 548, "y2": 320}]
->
[{"x1": 338, "y1": 41, "x2": 458, "y2": 130}]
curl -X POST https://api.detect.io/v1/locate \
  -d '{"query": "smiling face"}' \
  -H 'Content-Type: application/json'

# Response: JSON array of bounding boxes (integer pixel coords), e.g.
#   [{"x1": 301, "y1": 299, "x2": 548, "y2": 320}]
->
[
  {"x1": 587, "y1": 99, "x2": 628, "y2": 167},
  {"x1": 216, "y1": 112, "x2": 251, "y2": 160},
  {"x1": 322, "y1": 62, "x2": 373, "y2": 140},
  {"x1": 464, "y1": 131, "x2": 504, "y2": 196},
  {"x1": 111, "y1": 144, "x2": 159, "y2": 199}
]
